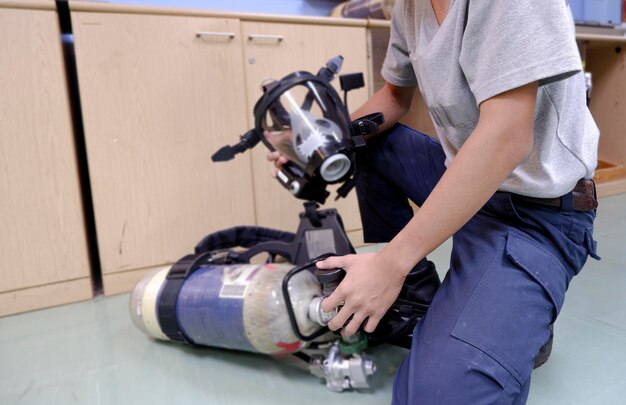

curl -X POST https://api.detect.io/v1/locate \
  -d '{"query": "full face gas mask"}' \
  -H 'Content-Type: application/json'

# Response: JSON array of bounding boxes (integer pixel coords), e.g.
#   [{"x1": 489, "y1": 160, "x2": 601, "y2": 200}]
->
[{"x1": 212, "y1": 56, "x2": 384, "y2": 204}]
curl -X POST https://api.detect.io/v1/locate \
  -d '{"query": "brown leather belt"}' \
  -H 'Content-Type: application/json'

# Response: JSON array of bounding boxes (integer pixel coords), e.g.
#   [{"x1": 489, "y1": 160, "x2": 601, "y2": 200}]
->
[{"x1": 515, "y1": 179, "x2": 598, "y2": 211}]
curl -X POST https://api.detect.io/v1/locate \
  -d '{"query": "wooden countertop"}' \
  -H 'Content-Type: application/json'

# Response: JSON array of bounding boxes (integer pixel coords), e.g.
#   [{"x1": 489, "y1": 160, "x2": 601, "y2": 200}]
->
[{"x1": 0, "y1": 0, "x2": 55, "y2": 11}]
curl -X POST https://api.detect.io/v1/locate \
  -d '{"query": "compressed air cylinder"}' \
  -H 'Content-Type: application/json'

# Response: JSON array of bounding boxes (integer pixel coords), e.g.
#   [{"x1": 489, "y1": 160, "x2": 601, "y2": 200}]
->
[{"x1": 130, "y1": 263, "x2": 323, "y2": 354}]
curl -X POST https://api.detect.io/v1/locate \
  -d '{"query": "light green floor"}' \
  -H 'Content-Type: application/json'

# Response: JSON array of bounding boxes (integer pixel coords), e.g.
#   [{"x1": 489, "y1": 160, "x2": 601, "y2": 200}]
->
[{"x1": 2, "y1": 194, "x2": 625, "y2": 404}]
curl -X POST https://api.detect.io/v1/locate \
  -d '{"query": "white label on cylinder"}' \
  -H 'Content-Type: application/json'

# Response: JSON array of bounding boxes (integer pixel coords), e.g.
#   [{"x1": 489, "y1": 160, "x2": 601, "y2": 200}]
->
[{"x1": 219, "y1": 265, "x2": 260, "y2": 299}]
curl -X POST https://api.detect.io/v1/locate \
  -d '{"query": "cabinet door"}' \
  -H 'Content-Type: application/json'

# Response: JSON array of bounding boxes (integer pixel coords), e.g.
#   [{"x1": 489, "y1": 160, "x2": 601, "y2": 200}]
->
[
  {"x1": 242, "y1": 22, "x2": 370, "y2": 241},
  {"x1": 72, "y1": 13, "x2": 255, "y2": 293},
  {"x1": 0, "y1": 5, "x2": 92, "y2": 315}
]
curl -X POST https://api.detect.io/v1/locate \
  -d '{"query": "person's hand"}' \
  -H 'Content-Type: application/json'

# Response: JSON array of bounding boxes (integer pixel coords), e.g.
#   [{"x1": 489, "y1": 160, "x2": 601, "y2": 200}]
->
[
  {"x1": 317, "y1": 252, "x2": 406, "y2": 337},
  {"x1": 266, "y1": 150, "x2": 290, "y2": 177}
]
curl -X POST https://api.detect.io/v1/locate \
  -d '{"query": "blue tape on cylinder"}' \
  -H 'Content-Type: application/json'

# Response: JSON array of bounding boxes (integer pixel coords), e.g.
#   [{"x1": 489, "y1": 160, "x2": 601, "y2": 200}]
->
[{"x1": 173, "y1": 265, "x2": 256, "y2": 352}]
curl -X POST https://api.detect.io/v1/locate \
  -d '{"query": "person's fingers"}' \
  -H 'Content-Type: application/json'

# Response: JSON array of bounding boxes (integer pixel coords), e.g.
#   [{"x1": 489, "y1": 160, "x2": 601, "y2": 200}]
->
[
  {"x1": 342, "y1": 313, "x2": 367, "y2": 337},
  {"x1": 326, "y1": 302, "x2": 353, "y2": 331},
  {"x1": 318, "y1": 255, "x2": 351, "y2": 313},
  {"x1": 362, "y1": 313, "x2": 383, "y2": 334},
  {"x1": 316, "y1": 255, "x2": 351, "y2": 270},
  {"x1": 267, "y1": 151, "x2": 280, "y2": 162},
  {"x1": 274, "y1": 155, "x2": 288, "y2": 168},
  {"x1": 320, "y1": 287, "x2": 345, "y2": 313}
]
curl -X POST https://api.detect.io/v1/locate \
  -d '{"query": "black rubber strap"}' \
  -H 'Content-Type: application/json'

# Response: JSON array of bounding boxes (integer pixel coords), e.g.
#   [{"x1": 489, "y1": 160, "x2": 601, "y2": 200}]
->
[
  {"x1": 157, "y1": 252, "x2": 212, "y2": 343},
  {"x1": 352, "y1": 112, "x2": 385, "y2": 135}
]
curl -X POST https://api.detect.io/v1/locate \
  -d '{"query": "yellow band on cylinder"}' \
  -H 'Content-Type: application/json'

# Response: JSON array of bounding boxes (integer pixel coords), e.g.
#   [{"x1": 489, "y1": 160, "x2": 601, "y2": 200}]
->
[{"x1": 141, "y1": 267, "x2": 171, "y2": 341}]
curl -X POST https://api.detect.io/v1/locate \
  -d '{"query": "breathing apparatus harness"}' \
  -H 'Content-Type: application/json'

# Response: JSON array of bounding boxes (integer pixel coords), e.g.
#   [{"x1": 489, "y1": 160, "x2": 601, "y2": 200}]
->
[
  {"x1": 163, "y1": 56, "x2": 431, "y2": 346},
  {"x1": 158, "y1": 221, "x2": 430, "y2": 349},
  {"x1": 150, "y1": 57, "x2": 435, "y2": 391},
  {"x1": 152, "y1": 216, "x2": 432, "y2": 391}
]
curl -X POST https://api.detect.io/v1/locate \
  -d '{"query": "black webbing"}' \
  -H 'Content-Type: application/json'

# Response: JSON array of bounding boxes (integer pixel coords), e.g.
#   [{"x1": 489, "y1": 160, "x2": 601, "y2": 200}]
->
[
  {"x1": 157, "y1": 252, "x2": 213, "y2": 343},
  {"x1": 194, "y1": 226, "x2": 295, "y2": 254}
]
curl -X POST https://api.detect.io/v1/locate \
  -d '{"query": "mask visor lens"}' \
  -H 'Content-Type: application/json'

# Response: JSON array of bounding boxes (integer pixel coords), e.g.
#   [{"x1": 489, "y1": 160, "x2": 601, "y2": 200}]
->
[{"x1": 261, "y1": 82, "x2": 351, "y2": 175}]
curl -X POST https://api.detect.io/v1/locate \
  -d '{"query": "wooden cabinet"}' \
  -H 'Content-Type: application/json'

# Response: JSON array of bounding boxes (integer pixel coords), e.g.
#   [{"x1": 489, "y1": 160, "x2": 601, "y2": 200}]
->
[
  {"x1": 0, "y1": 2, "x2": 92, "y2": 316},
  {"x1": 241, "y1": 21, "x2": 370, "y2": 243},
  {"x1": 68, "y1": 4, "x2": 372, "y2": 295},
  {"x1": 580, "y1": 35, "x2": 626, "y2": 196},
  {"x1": 72, "y1": 12, "x2": 256, "y2": 294}
]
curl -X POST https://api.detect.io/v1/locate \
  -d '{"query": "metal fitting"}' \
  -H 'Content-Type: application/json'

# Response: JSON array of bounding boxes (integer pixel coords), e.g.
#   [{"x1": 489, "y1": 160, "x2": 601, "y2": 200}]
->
[
  {"x1": 308, "y1": 297, "x2": 337, "y2": 326},
  {"x1": 308, "y1": 343, "x2": 376, "y2": 392}
]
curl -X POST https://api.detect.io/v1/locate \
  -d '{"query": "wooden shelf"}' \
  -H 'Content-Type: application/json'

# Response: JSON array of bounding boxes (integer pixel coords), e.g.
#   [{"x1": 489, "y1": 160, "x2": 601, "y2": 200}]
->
[{"x1": 595, "y1": 160, "x2": 626, "y2": 183}]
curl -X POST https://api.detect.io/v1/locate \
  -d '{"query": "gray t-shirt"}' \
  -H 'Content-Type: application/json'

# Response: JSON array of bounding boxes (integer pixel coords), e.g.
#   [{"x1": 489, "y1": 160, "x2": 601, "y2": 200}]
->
[{"x1": 382, "y1": 0, "x2": 599, "y2": 198}]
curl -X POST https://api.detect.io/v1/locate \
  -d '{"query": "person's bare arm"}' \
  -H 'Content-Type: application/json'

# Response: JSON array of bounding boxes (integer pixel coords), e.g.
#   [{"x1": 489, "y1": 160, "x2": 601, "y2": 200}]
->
[
  {"x1": 351, "y1": 82, "x2": 416, "y2": 135},
  {"x1": 318, "y1": 82, "x2": 538, "y2": 337}
]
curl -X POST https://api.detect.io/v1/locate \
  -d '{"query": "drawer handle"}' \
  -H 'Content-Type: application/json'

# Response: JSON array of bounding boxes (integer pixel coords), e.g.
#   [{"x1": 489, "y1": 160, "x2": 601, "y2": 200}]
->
[
  {"x1": 196, "y1": 31, "x2": 236, "y2": 39},
  {"x1": 248, "y1": 34, "x2": 285, "y2": 42}
]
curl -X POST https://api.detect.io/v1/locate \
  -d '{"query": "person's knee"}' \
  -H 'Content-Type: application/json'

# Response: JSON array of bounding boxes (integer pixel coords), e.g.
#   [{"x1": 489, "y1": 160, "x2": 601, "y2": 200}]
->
[{"x1": 394, "y1": 338, "x2": 526, "y2": 404}]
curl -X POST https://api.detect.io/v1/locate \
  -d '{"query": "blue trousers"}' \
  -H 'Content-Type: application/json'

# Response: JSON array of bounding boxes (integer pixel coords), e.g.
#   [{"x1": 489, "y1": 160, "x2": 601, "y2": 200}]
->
[{"x1": 355, "y1": 124, "x2": 599, "y2": 404}]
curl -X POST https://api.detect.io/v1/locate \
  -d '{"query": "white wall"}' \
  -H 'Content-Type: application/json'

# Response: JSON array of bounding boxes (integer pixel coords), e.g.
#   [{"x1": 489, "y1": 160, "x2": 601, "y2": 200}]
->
[{"x1": 109, "y1": 0, "x2": 340, "y2": 16}]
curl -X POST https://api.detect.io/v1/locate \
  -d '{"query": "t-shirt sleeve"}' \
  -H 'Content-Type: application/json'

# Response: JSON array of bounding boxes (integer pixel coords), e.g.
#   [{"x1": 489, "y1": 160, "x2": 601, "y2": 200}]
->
[
  {"x1": 381, "y1": 0, "x2": 418, "y2": 87},
  {"x1": 459, "y1": 0, "x2": 582, "y2": 105}
]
